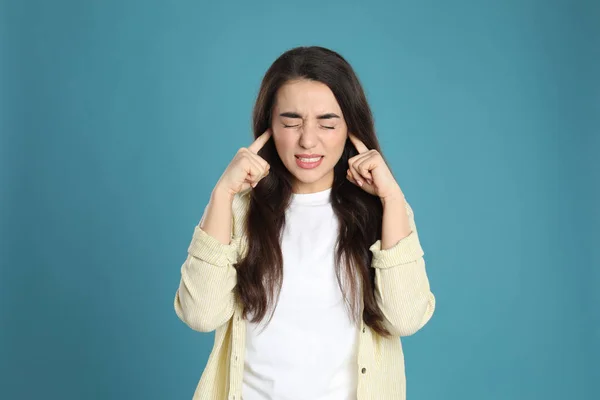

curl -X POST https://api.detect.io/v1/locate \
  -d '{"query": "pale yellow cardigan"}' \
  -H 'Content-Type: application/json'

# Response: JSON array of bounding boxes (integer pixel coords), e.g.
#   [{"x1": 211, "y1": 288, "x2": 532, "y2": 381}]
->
[{"x1": 174, "y1": 191, "x2": 435, "y2": 400}]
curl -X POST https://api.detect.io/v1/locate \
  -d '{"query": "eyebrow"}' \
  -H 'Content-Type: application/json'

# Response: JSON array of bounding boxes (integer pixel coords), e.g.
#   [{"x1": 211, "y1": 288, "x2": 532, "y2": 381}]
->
[{"x1": 279, "y1": 112, "x2": 340, "y2": 120}]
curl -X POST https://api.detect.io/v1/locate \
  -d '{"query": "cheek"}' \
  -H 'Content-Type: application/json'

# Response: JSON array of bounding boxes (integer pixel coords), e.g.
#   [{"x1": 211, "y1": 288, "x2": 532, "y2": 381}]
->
[
  {"x1": 324, "y1": 133, "x2": 348, "y2": 154},
  {"x1": 272, "y1": 133, "x2": 295, "y2": 155}
]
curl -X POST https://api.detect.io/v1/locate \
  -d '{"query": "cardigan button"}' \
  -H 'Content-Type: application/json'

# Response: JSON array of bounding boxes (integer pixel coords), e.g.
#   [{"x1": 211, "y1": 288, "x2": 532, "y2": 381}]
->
[
  {"x1": 361, "y1": 367, "x2": 367, "y2": 374},
  {"x1": 362, "y1": 326, "x2": 366, "y2": 333}
]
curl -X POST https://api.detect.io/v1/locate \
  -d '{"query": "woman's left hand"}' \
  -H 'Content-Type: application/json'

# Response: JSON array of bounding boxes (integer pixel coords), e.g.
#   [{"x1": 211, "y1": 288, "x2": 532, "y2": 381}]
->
[{"x1": 346, "y1": 133, "x2": 404, "y2": 201}]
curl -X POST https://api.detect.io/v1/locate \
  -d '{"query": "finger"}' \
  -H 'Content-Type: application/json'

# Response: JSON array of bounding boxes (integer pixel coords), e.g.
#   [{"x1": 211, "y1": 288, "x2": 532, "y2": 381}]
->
[
  {"x1": 348, "y1": 132, "x2": 369, "y2": 154},
  {"x1": 249, "y1": 152, "x2": 270, "y2": 172},
  {"x1": 348, "y1": 155, "x2": 363, "y2": 187},
  {"x1": 250, "y1": 170, "x2": 270, "y2": 188},
  {"x1": 346, "y1": 169, "x2": 360, "y2": 187},
  {"x1": 239, "y1": 181, "x2": 254, "y2": 192},
  {"x1": 348, "y1": 153, "x2": 371, "y2": 186},
  {"x1": 252, "y1": 155, "x2": 270, "y2": 178},
  {"x1": 355, "y1": 156, "x2": 374, "y2": 185},
  {"x1": 348, "y1": 167, "x2": 363, "y2": 187},
  {"x1": 246, "y1": 157, "x2": 269, "y2": 187},
  {"x1": 246, "y1": 157, "x2": 267, "y2": 182},
  {"x1": 248, "y1": 129, "x2": 272, "y2": 154}
]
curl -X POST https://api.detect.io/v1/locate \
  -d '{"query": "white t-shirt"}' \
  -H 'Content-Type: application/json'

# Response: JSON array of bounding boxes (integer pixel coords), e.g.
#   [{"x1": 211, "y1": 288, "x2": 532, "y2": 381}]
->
[{"x1": 241, "y1": 187, "x2": 360, "y2": 400}]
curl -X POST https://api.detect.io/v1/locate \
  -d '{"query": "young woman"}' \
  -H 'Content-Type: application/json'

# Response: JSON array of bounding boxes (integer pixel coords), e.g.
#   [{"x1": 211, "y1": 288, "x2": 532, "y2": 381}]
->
[{"x1": 174, "y1": 46, "x2": 436, "y2": 400}]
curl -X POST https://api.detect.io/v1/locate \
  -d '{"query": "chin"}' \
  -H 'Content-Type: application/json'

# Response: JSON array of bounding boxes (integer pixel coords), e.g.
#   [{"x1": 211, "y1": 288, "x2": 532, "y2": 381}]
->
[{"x1": 292, "y1": 168, "x2": 333, "y2": 185}]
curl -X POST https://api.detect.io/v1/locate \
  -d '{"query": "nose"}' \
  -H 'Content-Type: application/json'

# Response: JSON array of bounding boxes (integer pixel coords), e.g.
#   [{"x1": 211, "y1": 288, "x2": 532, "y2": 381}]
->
[{"x1": 299, "y1": 125, "x2": 318, "y2": 149}]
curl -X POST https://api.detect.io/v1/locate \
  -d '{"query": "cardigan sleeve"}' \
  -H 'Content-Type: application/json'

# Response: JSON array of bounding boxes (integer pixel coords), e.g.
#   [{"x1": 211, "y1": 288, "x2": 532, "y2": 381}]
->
[
  {"x1": 173, "y1": 193, "x2": 246, "y2": 332},
  {"x1": 369, "y1": 200, "x2": 436, "y2": 336}
]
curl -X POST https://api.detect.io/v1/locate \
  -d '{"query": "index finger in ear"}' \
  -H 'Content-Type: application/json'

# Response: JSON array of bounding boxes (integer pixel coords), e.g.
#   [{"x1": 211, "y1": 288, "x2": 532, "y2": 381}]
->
[
  {"x1": 348, "y1": 132, "x2": 369, "y2": 154},
  {"x1": 248, "y1": 129, "x2": 272, "y2": 154}
]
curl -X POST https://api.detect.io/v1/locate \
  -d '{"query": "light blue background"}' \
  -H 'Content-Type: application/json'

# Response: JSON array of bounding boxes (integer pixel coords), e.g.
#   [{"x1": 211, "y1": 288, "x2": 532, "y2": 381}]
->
[{"x1": 1, "y1": 0, "x2": 598, "y2": 399}]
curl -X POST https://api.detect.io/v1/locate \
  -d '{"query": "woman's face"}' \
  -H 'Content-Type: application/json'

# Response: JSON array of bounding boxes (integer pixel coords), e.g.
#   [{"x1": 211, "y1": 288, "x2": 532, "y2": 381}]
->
[{"x1": 271, "y1": 79, "x2": 348, "y2": 194}]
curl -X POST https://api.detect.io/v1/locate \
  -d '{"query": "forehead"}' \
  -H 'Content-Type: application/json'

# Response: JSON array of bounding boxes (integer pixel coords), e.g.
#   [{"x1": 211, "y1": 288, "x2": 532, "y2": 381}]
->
[{"x1": 274, "y1": 79, "x2": 342, "y2": 114}]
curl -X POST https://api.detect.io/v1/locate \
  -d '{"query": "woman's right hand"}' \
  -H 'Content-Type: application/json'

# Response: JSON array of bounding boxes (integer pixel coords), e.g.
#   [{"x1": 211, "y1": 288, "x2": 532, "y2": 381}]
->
[{"x1": 215, "y1": 129, "x2": 272, "y2": 199}]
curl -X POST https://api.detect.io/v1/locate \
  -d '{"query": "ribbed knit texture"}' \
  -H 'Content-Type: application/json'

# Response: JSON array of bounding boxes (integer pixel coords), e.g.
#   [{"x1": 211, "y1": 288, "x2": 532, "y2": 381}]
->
[{"x1": 174, "y1": 191, "x2": 435, "y2": 400}]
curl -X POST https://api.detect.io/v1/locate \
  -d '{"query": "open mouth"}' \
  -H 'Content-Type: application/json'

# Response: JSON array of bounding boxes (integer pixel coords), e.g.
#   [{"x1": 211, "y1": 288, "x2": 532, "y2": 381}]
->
[{"x1": 295, "y1": 155, "x2": 324, "y2": 169}]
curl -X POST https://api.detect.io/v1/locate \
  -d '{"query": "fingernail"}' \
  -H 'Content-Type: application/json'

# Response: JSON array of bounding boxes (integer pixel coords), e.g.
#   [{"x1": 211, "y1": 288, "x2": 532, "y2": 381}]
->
[
  {"x1": 367, "y1": 179, "x2": 372, "y2": 185},
  {"x1": 357, "y1": 180, "x2": 363, "y2": 186}
]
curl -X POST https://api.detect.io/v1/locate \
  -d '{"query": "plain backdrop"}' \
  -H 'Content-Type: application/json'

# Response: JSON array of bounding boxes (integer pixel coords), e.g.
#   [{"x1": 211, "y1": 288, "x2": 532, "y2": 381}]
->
[{"x1": 1, "y1": 0, "x2": 598, "y2": 399}]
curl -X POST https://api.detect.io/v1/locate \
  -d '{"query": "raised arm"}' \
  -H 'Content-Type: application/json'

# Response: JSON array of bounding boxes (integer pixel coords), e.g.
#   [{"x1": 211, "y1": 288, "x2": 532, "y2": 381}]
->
[
  {"x1": 369, "y1": 198, "x2": 435, "y2": 336},
  {"x1": 173, "y1": 130, "x2": 271, "y2": 332}
]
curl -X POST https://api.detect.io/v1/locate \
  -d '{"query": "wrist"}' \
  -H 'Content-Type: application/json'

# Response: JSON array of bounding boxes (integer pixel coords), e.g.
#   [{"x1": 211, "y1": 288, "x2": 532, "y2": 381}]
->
[
  {"x1": 212, "y1": 184, "x2": 235, "y2": 204},
  {"x1": 380, "y1": 188, "x2": 405, "y2": 207}
]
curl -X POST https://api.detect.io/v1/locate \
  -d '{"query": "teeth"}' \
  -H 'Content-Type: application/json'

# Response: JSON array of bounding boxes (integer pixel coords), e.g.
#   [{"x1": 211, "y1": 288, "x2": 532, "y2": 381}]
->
[{"x1": 299, "y1": 157, "x2": 321, "y2": 162}]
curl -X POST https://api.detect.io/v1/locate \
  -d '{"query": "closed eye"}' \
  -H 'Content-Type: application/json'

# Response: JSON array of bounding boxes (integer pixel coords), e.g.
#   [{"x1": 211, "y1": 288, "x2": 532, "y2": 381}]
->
[{"x1": 283, "y1": 124, "x2": 335, "y2": 130}]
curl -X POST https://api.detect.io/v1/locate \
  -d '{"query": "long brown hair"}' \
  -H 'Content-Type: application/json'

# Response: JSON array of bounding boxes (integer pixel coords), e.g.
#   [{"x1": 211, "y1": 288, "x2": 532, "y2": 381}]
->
[{"x1": 234, "y1": 46, "x2": 392, "y2": 337}]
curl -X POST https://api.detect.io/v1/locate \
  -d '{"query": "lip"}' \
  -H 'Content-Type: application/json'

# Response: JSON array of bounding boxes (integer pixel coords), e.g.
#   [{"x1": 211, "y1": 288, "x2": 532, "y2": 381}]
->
[
  {"x1": 295, "y1": 154, "x2": 323, "y2": 158},
  {"x1": 295, "y1": 155, "x2": 323, "y2": 169}
]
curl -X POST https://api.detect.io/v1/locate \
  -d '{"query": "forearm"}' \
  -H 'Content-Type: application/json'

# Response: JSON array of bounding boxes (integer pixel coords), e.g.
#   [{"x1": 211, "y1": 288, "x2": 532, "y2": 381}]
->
[
  {"x1": 175, "y1": 186, "x2": 241, "y2": 331},
  {"x1": 371, "y1": 196, "x2": 435, "y2": 336},
  {"x1": 374, "y1": 261, "x2": 435, "y2": 336},
  {"x1": 380, "y1": 191, "x2": 412, "y2": 250},
  {"x1": 174, "y1": 226, "x2": 239, "y2": 332},
  {"x1": 200, "y1": 185, "x2": 235, "y2": 245}
]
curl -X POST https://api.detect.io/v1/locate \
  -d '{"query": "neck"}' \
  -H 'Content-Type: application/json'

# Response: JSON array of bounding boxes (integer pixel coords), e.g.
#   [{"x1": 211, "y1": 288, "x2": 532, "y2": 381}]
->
[{"x1": 292, "y1": 172, "x2": 334, "y2": 194}]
